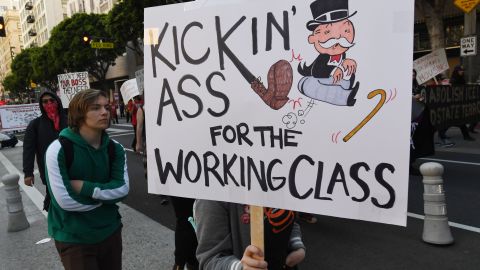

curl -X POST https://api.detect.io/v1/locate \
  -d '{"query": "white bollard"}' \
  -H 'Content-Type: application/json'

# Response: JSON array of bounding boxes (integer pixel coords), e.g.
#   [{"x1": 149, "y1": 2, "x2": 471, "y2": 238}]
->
[
  {"x1": 419, "y1": 162, "x2": 454, "y2": 245},
  {"x1": 1, "y1": 174, "x2": 30, "y2": 232}
]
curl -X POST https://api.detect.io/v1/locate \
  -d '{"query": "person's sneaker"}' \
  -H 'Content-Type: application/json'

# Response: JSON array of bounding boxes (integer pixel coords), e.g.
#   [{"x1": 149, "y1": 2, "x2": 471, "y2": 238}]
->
[
  {"x1": 299, "y1": 213, "x2": 318, "y2": 224},
  {"x1": 172, "y1": 265, "x2": 183, "y2": 270},
  {"x1": 186, "y1": 263, "x2": 199, "y2": 270},
  {"x1": 160, "y1": 196, "x2": 169, "y2": 206},
  {"x1": 439, "y1": 139, "x2": 455, "y2": 148}
]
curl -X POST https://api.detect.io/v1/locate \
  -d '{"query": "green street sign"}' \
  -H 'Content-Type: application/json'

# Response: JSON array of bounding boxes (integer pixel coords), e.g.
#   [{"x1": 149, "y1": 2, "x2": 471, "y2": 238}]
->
[{"x1": 91, "y1": 42, "x2": 114, "y2": 49}]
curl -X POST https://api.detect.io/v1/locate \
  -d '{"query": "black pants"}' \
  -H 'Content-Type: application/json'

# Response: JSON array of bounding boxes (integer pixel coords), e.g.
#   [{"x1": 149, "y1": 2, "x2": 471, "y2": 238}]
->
[
  {"x1": 131, "y1": 124, "x2": 137, "y2": 150},
  {"x1": 438, "y1": 125, "x2": 470, "y2": 139},
  {"x1": 170, "y1": 197, "x2": 198, "y2": 268},
  {"x1": 54, "y1": 227, "x2": 122, "y2": 270}
]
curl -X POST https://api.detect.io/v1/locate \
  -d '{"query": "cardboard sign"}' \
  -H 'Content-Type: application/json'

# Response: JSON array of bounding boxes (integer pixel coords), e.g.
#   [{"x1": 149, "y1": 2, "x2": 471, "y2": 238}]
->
[
  {"x1": 119, "y1": 79, "x2": 140, "y2": 102},
  {"x1": 57, "y1": 72, "x2": 90, "y2": 108},
  {"x1": 413, "y1": 49, "x2": 449, "y2": 85},
  {"x1": 144, "y1": 0, "x2": 414, "y2": 226},
  {"x1": 0, "y1": 104, "x2": 41, "y2": 131},
  {"x1": 135, "y1": 69, "x2": 145, "y2": 95}
]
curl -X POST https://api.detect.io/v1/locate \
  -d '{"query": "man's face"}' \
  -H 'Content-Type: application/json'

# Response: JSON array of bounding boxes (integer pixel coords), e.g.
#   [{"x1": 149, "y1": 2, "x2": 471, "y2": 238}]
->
[
  {"x1": 41, "y1": 95, "x2": 57, "y2": 108},
  {"x1": 82, "y1": 96, "x2": 110, "y2": 132},
  {"x1": 308, "y1": 19, "x2": 355, "y2": 56}
]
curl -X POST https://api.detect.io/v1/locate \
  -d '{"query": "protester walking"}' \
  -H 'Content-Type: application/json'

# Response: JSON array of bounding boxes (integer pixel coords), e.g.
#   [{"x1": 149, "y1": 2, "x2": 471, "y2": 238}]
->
[
  {"x1": 126, "y1": 99, "x2": 132, "y2": 123},
  {"x1": 44, "y1": 89, "x2": 129, "y2": 270},
  {"x1": 131, "y1": 96, "x2": 142, "y2": 151},
  {"x1": 438, "y1": 65, "x2": 475, "y2": 144},
  {"x1": 119, "y1": 101, "x2": 125, "y2": 118},
  {"x1": 110, "y1": 101, "x2": 119, "y2": 124},
  {"x1": 135, "y1": 98, "x2": 168, "y2": 205},
  {"x1": 23, "y1": 91, "x2": 67, "y2": 211},
  {"x1": 171, "y1": 197, "x2": 199, "y2": 270}
]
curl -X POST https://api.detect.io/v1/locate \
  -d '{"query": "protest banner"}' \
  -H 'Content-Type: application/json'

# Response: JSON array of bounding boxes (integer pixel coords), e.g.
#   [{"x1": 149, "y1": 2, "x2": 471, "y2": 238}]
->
[
  {"x1": 135, "y1": 69, "x2": 145, "y2": 95},
  {"x1": 144, "y1": 0, "x2": 414, "y2": 226},
  {"x1": 57, "y1": 71, "x2": 90, "y2": 108},
  {"x1": 413, "y1": 49, "x2": 450, "y2": 85},
  {"x1": 119, "y1": 79, "x2": 140, "y2": 102},
  {"x1": 425, "y1": 85, "x2": 480, "y2": 129},
  {"x1": 0, "y1": 104, "x2": 41, "y2": 131}
]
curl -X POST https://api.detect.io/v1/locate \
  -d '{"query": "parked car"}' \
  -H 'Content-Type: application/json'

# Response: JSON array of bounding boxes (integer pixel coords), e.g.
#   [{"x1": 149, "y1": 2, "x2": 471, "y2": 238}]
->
[{"x1": 0, "y1": 132, "x2": 18, "y2": 148}]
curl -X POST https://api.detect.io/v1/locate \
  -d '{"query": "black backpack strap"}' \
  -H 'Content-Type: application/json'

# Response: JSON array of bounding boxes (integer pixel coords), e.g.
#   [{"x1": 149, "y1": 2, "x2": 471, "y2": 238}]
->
[
  {"x1": 107, "y1": 139, "x2": 116, "y2": 177},
  {"x1": 58, "y1": 136, "x2": 74, "y2": 170},
  {"x1": 59, "y1": 136, "x2": 116, "y2": 176}
]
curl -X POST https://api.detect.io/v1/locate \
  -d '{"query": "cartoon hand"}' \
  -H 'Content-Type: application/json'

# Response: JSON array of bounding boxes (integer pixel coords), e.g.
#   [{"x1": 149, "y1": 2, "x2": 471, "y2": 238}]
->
[
  {"x1": 333, "y1": 68, "x2": 343, "y2": 84},
  {"x1": 342, "y1": 59, "x2": 357, "y2": 76}
]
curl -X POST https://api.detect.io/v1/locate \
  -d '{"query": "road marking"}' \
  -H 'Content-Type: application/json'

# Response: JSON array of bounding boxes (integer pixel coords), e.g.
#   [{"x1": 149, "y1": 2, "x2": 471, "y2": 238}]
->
[
  {"x1": 106, "y1": 128, "x2": 131, "y2": 133},
  {"x1": 419, "y1": 158, "x2": 480, "y2": 166},
  {"x1": 109, "y1": 132, "x2": 134, "y2": 138},
  {"x1": 408, "y1": 212, "x2": 480, "y2": 233},
  {"x1": 112, "y1": 123, "x2": 132, "y2": 127},
  {"x1": 0, "y1": 151, "x2": 47, "y2": 217}
]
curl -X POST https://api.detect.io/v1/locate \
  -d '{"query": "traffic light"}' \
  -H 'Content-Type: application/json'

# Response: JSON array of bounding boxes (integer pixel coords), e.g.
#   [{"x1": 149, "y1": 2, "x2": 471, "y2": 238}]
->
[
  {"x1": 82, "y1": 32, "x2": 91, "y2": 46},
  {"x1": 0, "y1": 16, "x2": 6, "y2": 37}
]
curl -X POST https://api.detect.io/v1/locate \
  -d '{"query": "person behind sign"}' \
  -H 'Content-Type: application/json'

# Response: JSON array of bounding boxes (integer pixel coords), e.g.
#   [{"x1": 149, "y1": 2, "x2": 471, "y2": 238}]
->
[
  {"x1": 23, "y1": 91, "x2": 67, "y2": 211},
  {"x1": 130, "y1": 95, "x2": 142, "y2": 151},
  {"x1": 135, "y1": 95, "x2": 168, "y2": 205},
  {"x1": 126, "y1": 99, "x2": 133, "y2": 123},
  {"x1": 110, "y1": 100, "x2": 119, "y2": 124},
  {"x1": 195, "y1": 200, "x2": 306, "y2": 270},
  {"x1": 410, "y1": 69, "x2": 434, "y2": 175},
  {"x1": 119, "y1": 101, "x2": 125, "y2": 118},
  {"x1": 44, "y1": 89, "x2": 129, "y2": 270},
  {"x1": 437, "y1": 65, "x2": 475, "y2": 145}
]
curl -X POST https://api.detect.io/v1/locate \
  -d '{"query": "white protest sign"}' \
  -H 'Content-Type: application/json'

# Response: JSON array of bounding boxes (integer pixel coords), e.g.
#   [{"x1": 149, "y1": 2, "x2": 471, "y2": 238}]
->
[
  {"x1": 135, "y1": 69, "x2": 145, "y2": 95},
  {"x1": 57, "y1": 72, "x2": 90, "y2": 108},
  {"x1": 0, "y1": 104, "x2": 41, "y2": 131},
  {"x1": 119, "y1": 79, "x2": 140, "y2": 102},
  {"x1": 145, "y1": 0, "x2": 414, "y2": 226},
  {"x1": 413, "y1": 49, "x2": 449, "y2": 85}
]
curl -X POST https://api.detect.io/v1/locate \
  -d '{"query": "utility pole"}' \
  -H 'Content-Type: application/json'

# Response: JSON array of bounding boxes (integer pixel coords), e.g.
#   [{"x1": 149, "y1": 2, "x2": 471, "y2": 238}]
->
[{"x1": 464, "y1": 7, "x2": 477, "y2": 84}]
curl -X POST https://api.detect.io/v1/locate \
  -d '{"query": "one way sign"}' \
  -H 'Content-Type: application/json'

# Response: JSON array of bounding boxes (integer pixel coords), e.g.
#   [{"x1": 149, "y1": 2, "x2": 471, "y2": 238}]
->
[{"x1": 461, "y1": 36, "x2": 477, "y2": 57}]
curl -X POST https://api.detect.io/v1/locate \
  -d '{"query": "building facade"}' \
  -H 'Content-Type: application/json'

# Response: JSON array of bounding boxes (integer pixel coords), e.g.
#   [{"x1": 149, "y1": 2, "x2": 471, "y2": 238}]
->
[
  {"x1": 18, "y1": 0, "x2": 68, "y2": 48},
  {"x1": 66, "y1": 0, "x2": 129, "y2": 94},
  {"x1": 66, "y1": 0, "x2": 118, "y2": 17},
  {"x1": 0, "y1": 8, "x2": 23, "y2": 98}
]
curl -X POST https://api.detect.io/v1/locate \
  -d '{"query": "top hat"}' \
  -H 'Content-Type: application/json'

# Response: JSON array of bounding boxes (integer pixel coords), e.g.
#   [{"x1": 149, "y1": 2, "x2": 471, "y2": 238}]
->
[{"x1": 307, "y1": 0, "x2": 357, "y2": 31}]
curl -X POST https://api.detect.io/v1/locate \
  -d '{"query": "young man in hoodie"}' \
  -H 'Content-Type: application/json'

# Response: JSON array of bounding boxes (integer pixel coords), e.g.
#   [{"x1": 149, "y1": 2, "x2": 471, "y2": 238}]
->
[
  {"x1": 45, "y1": 89, "x2": 129, "y2": 270},
  {"x1": 195, "y1": 201, "x2": 306, "y2": 270},
  {"x1": 23, "y1": 91, "x2": 67, "y2": 211}
]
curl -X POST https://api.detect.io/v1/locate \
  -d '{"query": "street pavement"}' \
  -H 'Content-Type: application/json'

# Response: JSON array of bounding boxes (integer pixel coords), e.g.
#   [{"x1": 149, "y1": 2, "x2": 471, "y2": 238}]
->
[{"x1": 1, "y1": 119, "x2": 479, "y2": 269}]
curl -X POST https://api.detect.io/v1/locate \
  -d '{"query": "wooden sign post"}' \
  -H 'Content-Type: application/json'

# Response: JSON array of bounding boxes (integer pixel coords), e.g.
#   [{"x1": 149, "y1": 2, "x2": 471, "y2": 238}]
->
[{"x1": 250, "y1": 205, "x2": 265, "y2": 258}]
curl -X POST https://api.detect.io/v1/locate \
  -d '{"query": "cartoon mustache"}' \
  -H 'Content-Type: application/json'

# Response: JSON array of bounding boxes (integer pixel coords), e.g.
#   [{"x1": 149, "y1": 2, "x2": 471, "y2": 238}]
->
[{"x1": 319, "y1": 37, "x2": 355, "y2": 49}]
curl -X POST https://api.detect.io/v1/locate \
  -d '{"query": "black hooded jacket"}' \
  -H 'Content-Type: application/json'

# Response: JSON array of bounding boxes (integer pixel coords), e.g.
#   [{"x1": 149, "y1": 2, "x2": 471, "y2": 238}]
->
[{"x1": 23, "y1": 91, "x2": 67, "y2": 184}]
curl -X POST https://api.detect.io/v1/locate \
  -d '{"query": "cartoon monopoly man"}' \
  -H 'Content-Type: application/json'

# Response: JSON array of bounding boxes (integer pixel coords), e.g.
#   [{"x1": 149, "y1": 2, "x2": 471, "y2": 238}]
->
[{"x1": 298, "y1": 0, "x2": 359, "y2": 106}]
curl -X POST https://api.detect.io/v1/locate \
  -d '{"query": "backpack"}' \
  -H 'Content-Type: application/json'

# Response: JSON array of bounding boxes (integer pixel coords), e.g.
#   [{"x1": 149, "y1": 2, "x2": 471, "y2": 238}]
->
[{"x1": 59, "y1": 136, "x2": 116, "y2": 174}]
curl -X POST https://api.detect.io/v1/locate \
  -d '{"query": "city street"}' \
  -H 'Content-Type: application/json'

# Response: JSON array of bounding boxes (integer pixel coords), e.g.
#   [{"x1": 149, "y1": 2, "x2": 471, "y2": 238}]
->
[{"x1": 1, "y1": 119, "x2": 479, "y2": 269}]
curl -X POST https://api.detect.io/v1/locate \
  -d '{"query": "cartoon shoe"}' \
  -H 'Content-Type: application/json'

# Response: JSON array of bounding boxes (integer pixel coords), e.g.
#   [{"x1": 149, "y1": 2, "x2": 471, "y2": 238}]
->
[
  {"x1": 250, "y1": 60, "x2": 293, "y2": 110},
  {"x1": 347, "y1": 81, "x2": 359, "y2": 107}
]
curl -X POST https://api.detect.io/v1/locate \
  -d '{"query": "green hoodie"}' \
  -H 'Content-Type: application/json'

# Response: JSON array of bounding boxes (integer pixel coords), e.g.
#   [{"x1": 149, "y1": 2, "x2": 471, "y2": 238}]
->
[{"x1": 45, "y1": 128, "x2": 129, "y2": 244}]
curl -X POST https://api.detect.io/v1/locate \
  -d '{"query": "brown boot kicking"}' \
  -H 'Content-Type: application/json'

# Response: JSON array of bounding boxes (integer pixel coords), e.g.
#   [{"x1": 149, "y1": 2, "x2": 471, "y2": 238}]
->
[{"x1": 250, "y1": 60, "x2": 293, "y2": 110}]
